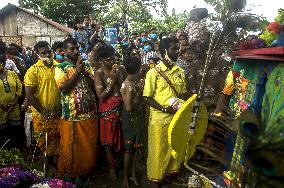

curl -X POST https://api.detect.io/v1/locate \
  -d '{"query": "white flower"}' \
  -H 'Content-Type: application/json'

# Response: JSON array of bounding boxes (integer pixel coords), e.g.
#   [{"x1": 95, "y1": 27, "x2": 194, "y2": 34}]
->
[
  {"x1": 31, "y1": 169, "x2": 44, "y2": 177},
  {"x1": 31, "y1": 183, "x2": 51, "y2": 188}
]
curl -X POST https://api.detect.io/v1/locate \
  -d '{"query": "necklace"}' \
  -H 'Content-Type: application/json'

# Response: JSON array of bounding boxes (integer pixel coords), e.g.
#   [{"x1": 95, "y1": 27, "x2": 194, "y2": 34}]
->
[{"x1": 106, "y1": 77, "x2": 111, "y2": 84}]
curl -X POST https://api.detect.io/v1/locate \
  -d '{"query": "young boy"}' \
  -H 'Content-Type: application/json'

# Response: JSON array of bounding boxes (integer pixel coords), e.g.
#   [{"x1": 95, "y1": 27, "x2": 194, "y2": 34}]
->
[
  {"x1": 121, "y1": 55, "x2": 144, "y2": 188},
  {"x1": 52, "y1": 41, "x2": 65, "y2": 63}
]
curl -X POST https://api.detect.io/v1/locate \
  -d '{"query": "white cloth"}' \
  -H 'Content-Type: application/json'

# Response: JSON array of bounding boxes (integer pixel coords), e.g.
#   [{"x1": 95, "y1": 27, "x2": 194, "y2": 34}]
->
[
  {"x1": 5, "y1": 59, "x2": 20, "y2": 74},
  {"x1": 141, "y1": 51, "x2": 157, "y2": 64},
  {"x1": 24, "y1": 112, "x2": 32, "y2": 147}
]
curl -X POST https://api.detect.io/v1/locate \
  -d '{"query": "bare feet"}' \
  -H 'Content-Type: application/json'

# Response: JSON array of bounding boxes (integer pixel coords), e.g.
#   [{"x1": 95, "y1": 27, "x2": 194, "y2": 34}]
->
[
  {"x1": 129, "y1": 176, "x2": 140, "y2": 186},
  {"x1": 109, "y1": 168, "x2": 117, "y2": 180},
  {"x1": 122, "y1": 177, "x2": 130, "y2": 188}
]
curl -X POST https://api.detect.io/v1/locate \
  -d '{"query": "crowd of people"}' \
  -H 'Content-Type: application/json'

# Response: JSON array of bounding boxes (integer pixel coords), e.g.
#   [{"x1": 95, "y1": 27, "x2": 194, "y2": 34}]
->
[{"x1": 0, "y1": 15, "x2": 228, "y2": 188}]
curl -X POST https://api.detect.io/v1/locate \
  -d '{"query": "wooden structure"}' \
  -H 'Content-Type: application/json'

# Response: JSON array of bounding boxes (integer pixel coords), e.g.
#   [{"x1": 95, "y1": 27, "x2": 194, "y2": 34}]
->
[
  {"x1": 229, "y1": 47, "x2": 284, "y2": 186},
  {"x1": 0, "y1": 3, "x2": 72, "y2": 47}
]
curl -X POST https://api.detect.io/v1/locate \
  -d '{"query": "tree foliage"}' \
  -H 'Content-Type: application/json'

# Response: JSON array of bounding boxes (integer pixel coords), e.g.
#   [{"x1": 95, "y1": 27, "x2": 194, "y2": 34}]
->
[
  {"x1": 18, "y1": 0, "x2": 267, "y2": 35},
  {"x1": 202, "y1": 0, "x2": 267, "y2": 50},
  {"x1": 19, "y1": 0, "x2": 168, "y2": 29},
  {"x1": 128, "y1": 9, "x2": 188, "y2": 33}
]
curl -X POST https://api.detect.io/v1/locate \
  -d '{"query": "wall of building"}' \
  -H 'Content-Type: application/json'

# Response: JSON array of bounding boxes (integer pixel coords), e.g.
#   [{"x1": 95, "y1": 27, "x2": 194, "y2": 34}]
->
[
  {"x1": 0, "y1": 20, "x2": 4, "y2": 36},
  {"x1": 0, "y1": 9, "x2": 69, "y2": 46},
  {"x1": 17, "y1": 10, "x2": 48, "y2": 36},
  {"x1": 0, "y1": 10, "x2": 17, "y2": 36}
]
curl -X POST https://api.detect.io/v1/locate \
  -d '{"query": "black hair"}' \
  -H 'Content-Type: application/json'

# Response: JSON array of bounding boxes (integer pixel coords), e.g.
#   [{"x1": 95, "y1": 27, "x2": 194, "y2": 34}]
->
[
  {"x1": 34, "y1": 41, "x2": 50, "y2": 53},
  {"x1": 159, "y1": 37, "x2": 179, "y2": 57},
  {"x1": 131, "y1": 32, "x2": 138, "y2": 36},
  {"x1": 8, "y1": 43, "x2": 23, "y2": 53},
  {"x1": 0, "y1": 40, "x2": 7, "y2": 54},
  {"x1": 159, "y1": 31, "x2": 167, "y2": 41},
  {"x1": 151, "y1": 28, "x2": 157, "y2": 32},
  {"x1": 63, "y1": 37, "x2": 78, "y2": 49},
  {"x1": 123, "y1": 55, "x2": 141, "y2": 75},
  {"x1": 96, "y1": 43, "x2": 115, "y2": 60},
  {"x1": 52, "y1": 41, "x2": 64, "y2": 51},
  {"x1": 140, "y1": 31, "x2": 147, "y2": 35},
  {"x1": 0, "y1": 41, "x2": 7, "y2": 65},
  {"x1": 84, "y1": 16, "x2": 90, "y2": 20}
]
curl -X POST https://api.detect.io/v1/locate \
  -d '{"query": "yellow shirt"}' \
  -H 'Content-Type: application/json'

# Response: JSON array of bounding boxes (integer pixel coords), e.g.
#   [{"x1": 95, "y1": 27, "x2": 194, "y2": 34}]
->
[
  {"x1": 24, "y1": 60, "x2": 61, "y2": 115},
  {"x1": 143, "y1": 61, "x2": 187, "y2": 122},
  {"x1": 0, "y1": 71, "x2": 22, "y2": 124}
]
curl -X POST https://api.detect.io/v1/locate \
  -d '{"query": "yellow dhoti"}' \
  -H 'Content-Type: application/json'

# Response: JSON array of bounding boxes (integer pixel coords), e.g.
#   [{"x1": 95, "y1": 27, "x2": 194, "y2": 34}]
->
[{"x1": 147, "y1": 110, "x2": 181, "y2": 182}]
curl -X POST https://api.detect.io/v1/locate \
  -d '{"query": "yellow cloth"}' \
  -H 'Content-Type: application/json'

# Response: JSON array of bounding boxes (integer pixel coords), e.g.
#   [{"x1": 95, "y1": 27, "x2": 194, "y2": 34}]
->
[
  {"x1": 24, "y1": 60, "x2": 61, "y2": 115},
  {"x1": 32, "y1": 114, "x2": 60, "y2": 156},
  {"x1": 223, "y1": 70, "x2": 249, "y2": 97},
  {"x1": 223, "y1": 71, "x2": 234, "y2": 95},
  {"x1": 0, "y1": 71, "x2": 22, "y2": 124},
  {"x1": 143, "y1": 61, "x2": 186, "y2": 182}
]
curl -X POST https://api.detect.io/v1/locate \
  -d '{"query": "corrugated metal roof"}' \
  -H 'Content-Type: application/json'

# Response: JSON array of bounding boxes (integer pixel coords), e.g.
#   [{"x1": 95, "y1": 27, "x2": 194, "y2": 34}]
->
[{"x1": 0, "y1": 3, "x2": 73, "y2": 33}]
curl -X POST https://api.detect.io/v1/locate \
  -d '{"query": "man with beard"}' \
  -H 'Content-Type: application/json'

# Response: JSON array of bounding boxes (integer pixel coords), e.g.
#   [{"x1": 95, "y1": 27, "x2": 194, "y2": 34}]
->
[
  {"x1": 54, "y1": 38, "x2": 98, "y2": 183},
  {"x1": 24, "y1": 41, "x2": 61, "y2": 175},
  {"x1": 94, "y1": 43, "x2": 126, "y2": 180},
  {"x1": 143, "y1": 37, "x2": 187, "y2": 188}
]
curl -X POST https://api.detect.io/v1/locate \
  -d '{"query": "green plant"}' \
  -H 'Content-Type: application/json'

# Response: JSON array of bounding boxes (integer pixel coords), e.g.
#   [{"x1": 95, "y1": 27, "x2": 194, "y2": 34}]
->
[{"x1": 0, "y1": 148, "x2": 32, "y2": 170}]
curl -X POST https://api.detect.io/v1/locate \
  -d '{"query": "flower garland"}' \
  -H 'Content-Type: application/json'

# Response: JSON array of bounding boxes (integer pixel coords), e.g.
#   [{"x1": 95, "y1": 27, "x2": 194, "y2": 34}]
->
[
  {"x1": 259, "y1": 10, "x2": 284, "y2": 46},
  {"x1": 0, "y1": 167, "x2": 76, "y2": 188},
  {"x1": 31, "y1": 179, "x2": 76, "y2": 188},
  {"x1": 0, "y1": 167, "x2": 40, "y2": 188},
  {"x1": 231, "y1": 70, "x2": 249, "y2": 117}
]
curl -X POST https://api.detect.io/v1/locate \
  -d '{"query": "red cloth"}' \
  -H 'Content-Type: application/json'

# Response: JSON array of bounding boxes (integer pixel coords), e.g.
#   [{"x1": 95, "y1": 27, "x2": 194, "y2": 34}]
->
[{"x1": 99, "y1": 96, "x2": 123, "y2": 152}]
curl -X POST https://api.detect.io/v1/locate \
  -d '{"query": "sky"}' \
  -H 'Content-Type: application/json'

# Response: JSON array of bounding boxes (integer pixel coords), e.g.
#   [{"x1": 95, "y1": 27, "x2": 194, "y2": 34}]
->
[{"x1": 0, "y1": 0, "x2": 283, "y2": 22}]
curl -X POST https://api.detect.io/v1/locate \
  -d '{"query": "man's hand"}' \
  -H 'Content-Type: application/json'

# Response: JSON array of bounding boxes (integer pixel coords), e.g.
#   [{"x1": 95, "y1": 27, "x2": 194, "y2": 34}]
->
[
  {"x1": 109, "y1": 64, "x2": 118, "y2": 83},
  {"x1": 162, "y1": 106, "x2": 177, "y2": 114},
  {"x1": 0, "y1": 102, "x2": 16, "y2": 112},
  {"x1": 76, "y1": 56, "x2": 84, "y2": 74},
  {"x1": 41, "y1": 109, "x2": 57, "y2": 120},
  {"x1": 7, "y1": 102, "x2": 17, "y2": 112}
]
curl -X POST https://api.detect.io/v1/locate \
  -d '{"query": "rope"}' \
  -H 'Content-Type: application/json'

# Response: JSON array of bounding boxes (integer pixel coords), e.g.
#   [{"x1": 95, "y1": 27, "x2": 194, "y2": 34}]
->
[
  {"x1": 44, "y1": 127, "x2": 48, "y2": 178},
  {"x1": 1, "y1": 139, "x2": 11, "y2": 150},
  {"x1": 189, "y1": 31, "x2": 223, "y2": 135}
]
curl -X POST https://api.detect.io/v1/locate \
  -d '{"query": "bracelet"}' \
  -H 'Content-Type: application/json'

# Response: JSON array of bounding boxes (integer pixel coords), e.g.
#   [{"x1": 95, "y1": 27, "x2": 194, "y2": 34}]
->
[{"x1": 161, "y1": 107, "x2": 167, "y2": 113}]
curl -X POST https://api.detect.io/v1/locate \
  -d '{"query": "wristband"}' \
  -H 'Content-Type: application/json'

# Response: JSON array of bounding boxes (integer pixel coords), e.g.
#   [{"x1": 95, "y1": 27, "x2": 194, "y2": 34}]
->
[{"x1": 161, "y1": 106, "x2": 167, "y2": 113}]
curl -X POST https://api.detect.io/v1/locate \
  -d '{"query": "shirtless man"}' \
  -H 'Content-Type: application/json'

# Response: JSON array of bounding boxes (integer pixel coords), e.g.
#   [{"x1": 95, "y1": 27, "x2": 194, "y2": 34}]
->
[{"x1": 94, "y1": 43, "x2": 127, "y2": 179}]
